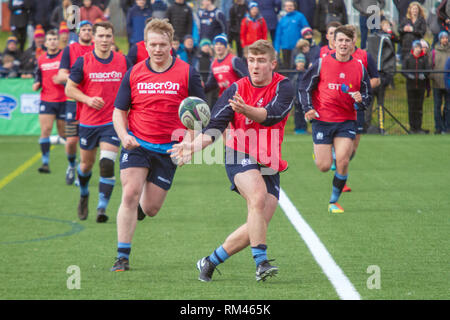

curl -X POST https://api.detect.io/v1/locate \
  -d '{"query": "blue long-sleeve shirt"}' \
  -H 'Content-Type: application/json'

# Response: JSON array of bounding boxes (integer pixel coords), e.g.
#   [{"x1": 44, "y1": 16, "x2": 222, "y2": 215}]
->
[{"x1": 126, "y1": 4, "x2": 152, "y2": 45}]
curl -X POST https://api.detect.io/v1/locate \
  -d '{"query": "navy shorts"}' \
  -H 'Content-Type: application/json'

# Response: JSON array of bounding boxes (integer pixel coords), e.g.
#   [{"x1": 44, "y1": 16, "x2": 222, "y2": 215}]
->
[
  {"x1": 225, "y1": 148, "x2": 280, "y2": 199},
  {"x1": 119, "y1": 146, "x2": 177, "y2": 191},
  {"x1": 311, "y1": 120, "x2": 357, "y2": 144},
  {"x1": 356, "y1": 110, "x2": 365, "y2": 134},
  {"x1": 65, "y1": 100, "x2": 77, "y2": 123},
  {"x1": 39, "y1": 101, "x2": 65, "y2": 120},
  {"x1": 78, "y1": 124, "x2": 120, "y2": 150}
]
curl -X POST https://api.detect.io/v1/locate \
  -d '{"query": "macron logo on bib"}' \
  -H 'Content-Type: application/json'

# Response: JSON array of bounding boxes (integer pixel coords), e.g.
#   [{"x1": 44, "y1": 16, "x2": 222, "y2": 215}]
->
[
  {"x1": 137, "y1": 81, "x2": 180, "y2": 95},
  {"x1": 88, "y1": 71, "x2": 123, "y2": 82}
]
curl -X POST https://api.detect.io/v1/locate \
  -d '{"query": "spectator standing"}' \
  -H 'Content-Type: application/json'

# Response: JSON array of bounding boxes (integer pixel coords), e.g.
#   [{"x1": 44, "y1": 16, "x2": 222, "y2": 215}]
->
[
  {"x1": 274, "y1": 0, "x2": 309, "y2": 69},
  {"x1": 3, "y1": 36, "x2": 22, "y2": 62},
  {"x1": 58, "y1": 21, "x2": 70, "y2": 49},
  {"x1": 196, "y1": 38, "x2": 217, "y2": 106},
  {"x1": 445, "y1": 56, "x2": 450, "y2": 90},
  {"x1": 198, "y1": 0, "x2": 227, "y2": 42},
  {"x1": 398, "y1": 1, "x2": 427, "y2": 61},
  {"x1": 51, "y1": 0, "x2": 77, "y2": 33},
  {"x1": 228, "y1": 0, "x2": 248, "y2": 58},
  {"x1": 352, "y1": 0, "x2": 385, "y2": 50},
  {"x1": 80, "y1": 0, "x2": 106, "y2": 24},
  {"x1": 240, "y1": 2, "x2": 268, "y2": 50},
  {"x1": 8, "y1": 0, "x2": 32, "y2": 52},
  {"x1": 127, "y1": 0, "x2": 153, "y2": 47},
  {"x1": 402, "y1": 40, "x2": 430, "y2": 134},
  {"x1": 296, "y1": 0, "x2": 316, "y2": 29},
  {"x1": 254, "y1": 0, "x2": 281, "y2": 42},
  {"x1": 151, "y1": 0, "x2": 168, "y2": 18},
  {"x1": 31, "y1": 0, "x2": 58, "y2": 32},
  {"x1": 428, "y1": 1, "x2": 445, "y2": 48},
  {"x1": 166, "y1": 0, "x2": 193, "y2": 42},
  {"x1": 179, "y1": 34, "x2": 199, "y2": 68},
  {"x1": 394, "y1": 0, "x2": 426, "y2": 25},
  {"x1": 314, "y1": 0, "x2": 347, "y2": 47},
  {"x1": 429, "y1": 31, "x2": 450, "y2": 134}
]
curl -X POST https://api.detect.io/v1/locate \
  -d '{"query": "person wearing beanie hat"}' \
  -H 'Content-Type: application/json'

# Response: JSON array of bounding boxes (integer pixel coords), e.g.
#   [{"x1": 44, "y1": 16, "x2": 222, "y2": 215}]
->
[
  {"x1": 240, "y1": 2, "x2": 268, "y2": 50},
  {"x1": 402, "y1": 32, "x2": 430, "y2": 134},
  {"x1": 4, "y1": 36, "x2": 21, "y2": 62},
  {"x1": 429, "y1": 29, "x2": 450, "y2": 134},
  {"x1": 199, "y1": 38, "x2": 212, "y2": 48},
  {"x1": 205, "y1": 33, "x2": 248, "y2": 96},
  {"x1": 59, "y1": 22, "x2": 70, "y2": 49},
  {"x1": 34, "y1": 25, "x2": 46, "y2": 39},
  {"x1": 301, "y1": 26, "x2": 313, "y2": 38}
]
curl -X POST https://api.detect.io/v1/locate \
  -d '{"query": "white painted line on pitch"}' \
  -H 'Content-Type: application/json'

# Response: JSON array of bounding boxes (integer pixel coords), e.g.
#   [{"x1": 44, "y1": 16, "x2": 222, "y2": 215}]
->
[{"x1": 279, "y1": 188, "x2": 361, "y2": 300}]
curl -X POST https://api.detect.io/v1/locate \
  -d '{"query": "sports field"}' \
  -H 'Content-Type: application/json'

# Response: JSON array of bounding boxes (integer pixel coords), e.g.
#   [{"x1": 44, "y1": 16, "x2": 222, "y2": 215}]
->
[{"x1": 0, "y1": 133, "x2": 448, "y2": 301}]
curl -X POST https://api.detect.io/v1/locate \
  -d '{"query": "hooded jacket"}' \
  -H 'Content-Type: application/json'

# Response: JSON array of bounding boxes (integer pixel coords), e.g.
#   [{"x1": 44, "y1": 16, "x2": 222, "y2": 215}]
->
[
  {"x1": 274, "y1": 10, "x2": 310, "y2": 52},
  {"x1": 429, "y1": 42, "x2": 450, "y2": 89},
  {"x1": 402, "y1": 49, "x2": 429, "y2": 90}
]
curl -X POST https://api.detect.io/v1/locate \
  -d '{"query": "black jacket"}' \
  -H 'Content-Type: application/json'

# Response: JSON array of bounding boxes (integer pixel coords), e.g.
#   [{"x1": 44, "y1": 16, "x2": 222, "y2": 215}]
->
[
  {"x1": 398, "y1": 16, "x2": 427, "y2": 58},
  {"x1": 402, "y1": 51, "x2": 429, "y2": 90},
  {"x1": 393, "y1": 0, "x2": 426, "y2": 23},
  {"x1": 229, "y1": 3, "x2": 248, "y2": 35},
  {"x1": 8, "y1": 0, "x2": 32, "y2": 29},
  {"x1": 166, "y1": 1, "x2": 193, "y2": 41},
  {"x1": 314, "y1": 0, "x2": 348, "y2": 33}
]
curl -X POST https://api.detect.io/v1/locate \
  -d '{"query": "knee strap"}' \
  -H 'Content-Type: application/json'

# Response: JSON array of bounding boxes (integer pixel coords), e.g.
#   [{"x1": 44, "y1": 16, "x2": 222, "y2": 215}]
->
[{"x1": 99, "y1": 150, "x2": 117, "y2": 177}]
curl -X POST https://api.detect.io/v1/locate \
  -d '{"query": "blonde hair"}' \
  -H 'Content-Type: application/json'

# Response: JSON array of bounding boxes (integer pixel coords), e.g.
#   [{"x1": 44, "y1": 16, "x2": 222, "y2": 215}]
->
[
  {"x1": 144, "y1": 18, "x2": 174, "y2": 44},
  {"x1": 295, "y1": 39, "x2": 310, "y2": 51},
  {"x1": 406, "y1": 2, "x2": 426, "y2": 20},
  {"x1": 247, "y1": 40, "x2": 276, "y2": 61}
]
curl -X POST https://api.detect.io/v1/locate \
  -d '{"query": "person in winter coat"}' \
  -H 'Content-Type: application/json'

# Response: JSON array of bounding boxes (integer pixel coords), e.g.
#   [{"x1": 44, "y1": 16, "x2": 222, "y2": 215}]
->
[
  {"x1": 314, "y1": 0, "x2": 348, "y2": 46},
  {"x1": 166, "y1": 0, "x2": 193, "y2": 42},
  {"x1": 296, "y1": 0, "x2": 316, "y2": 28},
  {"x1": 394, "y1": 0, "x2": 425, "y2": 26},
  {"x1": 352, "y1": 0, "x2": 385, "y2": 49},
  {"x1": 8, "y1": 0, "x2": 32, "y2": 52},
  {"x1": 228, "y1": 0, "x2": 248, "y2": 58},
  {"x1": 240, "y1": 2, "x2": 268, "y2": 50},
  {"x1": 126, "y1": 0, "x2": 152, "y2": 46},
  {"x1": 254, "y1": 0, "x2": 281, "y2": 42},
  {"x1": 429, "y1": 31, "x2": 450, "y2": 133},
  {"x1": 80, "y1": 0, "x2": 106, "y2": 24},
  {"x1": 274, "y1": 0, "x2": 309, "y2": 69},
  {"x1": 402, "y1": 40, "x2": 430, "y2": 134},
  {"x1": 151, "y1": 0, "x2": 167, "y2": 19},
  {"x1": 398, "y1": 1, "x2": 427, "y2": 62}
]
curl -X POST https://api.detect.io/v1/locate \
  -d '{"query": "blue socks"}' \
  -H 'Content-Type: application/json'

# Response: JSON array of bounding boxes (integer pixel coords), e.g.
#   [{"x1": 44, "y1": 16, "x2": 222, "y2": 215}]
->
[
  {"x1": 39, "y1": 137, "x2": 50, "y2": 165},
  {"x1": 330, "y1": 172, "x2": 347, "y2": 204},
  {"x1": 77, "y1": 165, "x2": 91, "y2": 197},
  {"x1": 67, "y1": 153, "x2": 76, "y2": 168},
  {"x1": 117, "y1": 242, "x2": 131, "y2": 260},
  {"x1": 251, "y1": 244, "x2": 268, "y2": 267},
  {"x1": 208, "y1": 245, "x2": 229, "y2": 266},
  {"x1": 98, "y1": 177, "x2": 115, "y2": 210}
]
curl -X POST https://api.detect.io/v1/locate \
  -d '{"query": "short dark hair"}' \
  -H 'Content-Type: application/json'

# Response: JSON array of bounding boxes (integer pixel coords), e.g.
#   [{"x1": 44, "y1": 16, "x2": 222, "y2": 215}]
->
[
  {"x1": 93, "y1": 21, "x2": 114, "y2": 35},
  {"x1": 334, "y1": 25, "x2": 354, "y2": 41},
  {"x1": 326, "y1": 21, "x2": 342, "y2": 33},
  {"x1": 46, "y1": 29, "x2": 59, "y2": 39}
]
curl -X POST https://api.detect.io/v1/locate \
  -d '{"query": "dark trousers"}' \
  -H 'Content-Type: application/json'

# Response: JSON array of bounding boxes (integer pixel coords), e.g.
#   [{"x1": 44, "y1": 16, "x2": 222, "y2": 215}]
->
[
  {"x1": 12, "y1": 26, "x2": 27, "y2": 52},
  {"x1": 406, "y1": 87, "x2": 426, "y2": 131},
  {"x1": 294, "y1": 101, "x2": 307, "y2": 131},
  {"x1": 281, "y1": 49, "x2": 292, "y2": 69},
  {"x1": 228, "y1": 32, "x2": 243, "y2": 57},
  {"x1": 433, "y1": 88, "x2": 450, "y2": 133}
]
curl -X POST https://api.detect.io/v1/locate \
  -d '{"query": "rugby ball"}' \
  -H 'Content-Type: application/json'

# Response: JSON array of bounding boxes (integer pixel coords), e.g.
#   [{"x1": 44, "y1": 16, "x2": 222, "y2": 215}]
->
[{"x1": 178, "y1": 96, "x2": 211, "y2": 130}]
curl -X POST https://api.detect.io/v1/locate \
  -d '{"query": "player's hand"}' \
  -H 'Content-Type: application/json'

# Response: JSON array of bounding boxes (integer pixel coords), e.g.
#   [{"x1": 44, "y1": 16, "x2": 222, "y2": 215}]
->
[
  {"x1": 87, "y1": 96, "x2": 105, "y2": 110},
  {"x1": 304, "y1": 109, "x2": 319, "y2": 122},
  {"x1": 121, "y1": 134, "x2": 140, "y2": 150},
  {"x1": 32, "y1": 82, "x2": 41, "y2": 91},
  {"x1": 351, "y1": 91, "x2": 362, "y2": 103},
  {"x1": 168, "y1": 141, "x2": 193, "y2": 167},
  {"x1": 229, "y1": 93, "x2": 248, "y2": 115}
]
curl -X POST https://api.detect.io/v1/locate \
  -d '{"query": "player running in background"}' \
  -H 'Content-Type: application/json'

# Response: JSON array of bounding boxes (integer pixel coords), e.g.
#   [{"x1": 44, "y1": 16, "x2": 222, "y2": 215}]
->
[
  {"x1": 110, "y1": 18, "x2": 205, "y2": 272},
  {"x1": 54, "y1": 21, "x2": 94, "y2": 185},
  {"x1": 204, "y1": 33, "x2": 248, "y2": 96},
  {"x1": 170, "y1": 40, "x2": 294, "y2": 282},
  {"x1": 65, "y1": 21, "x2": 130, "y2": 222},
  {"x1": 343, "y1": 25, "x2": 380, "y2": 192},
  {"x1": 33, "y1": 30, "x2": 66, "y2": 174},
  {"x1": 299, "y1": 26, "x2": 372, "y2": 214},
  {"x1": 319, "y1": 21, "x2": 342, "y2": 59}
]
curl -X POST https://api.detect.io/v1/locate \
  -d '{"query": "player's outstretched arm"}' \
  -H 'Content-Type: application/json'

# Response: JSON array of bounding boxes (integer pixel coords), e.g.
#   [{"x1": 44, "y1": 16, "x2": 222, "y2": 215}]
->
[{"x1": 168, "y1": 133, "x2": 213, "y2": 167}]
